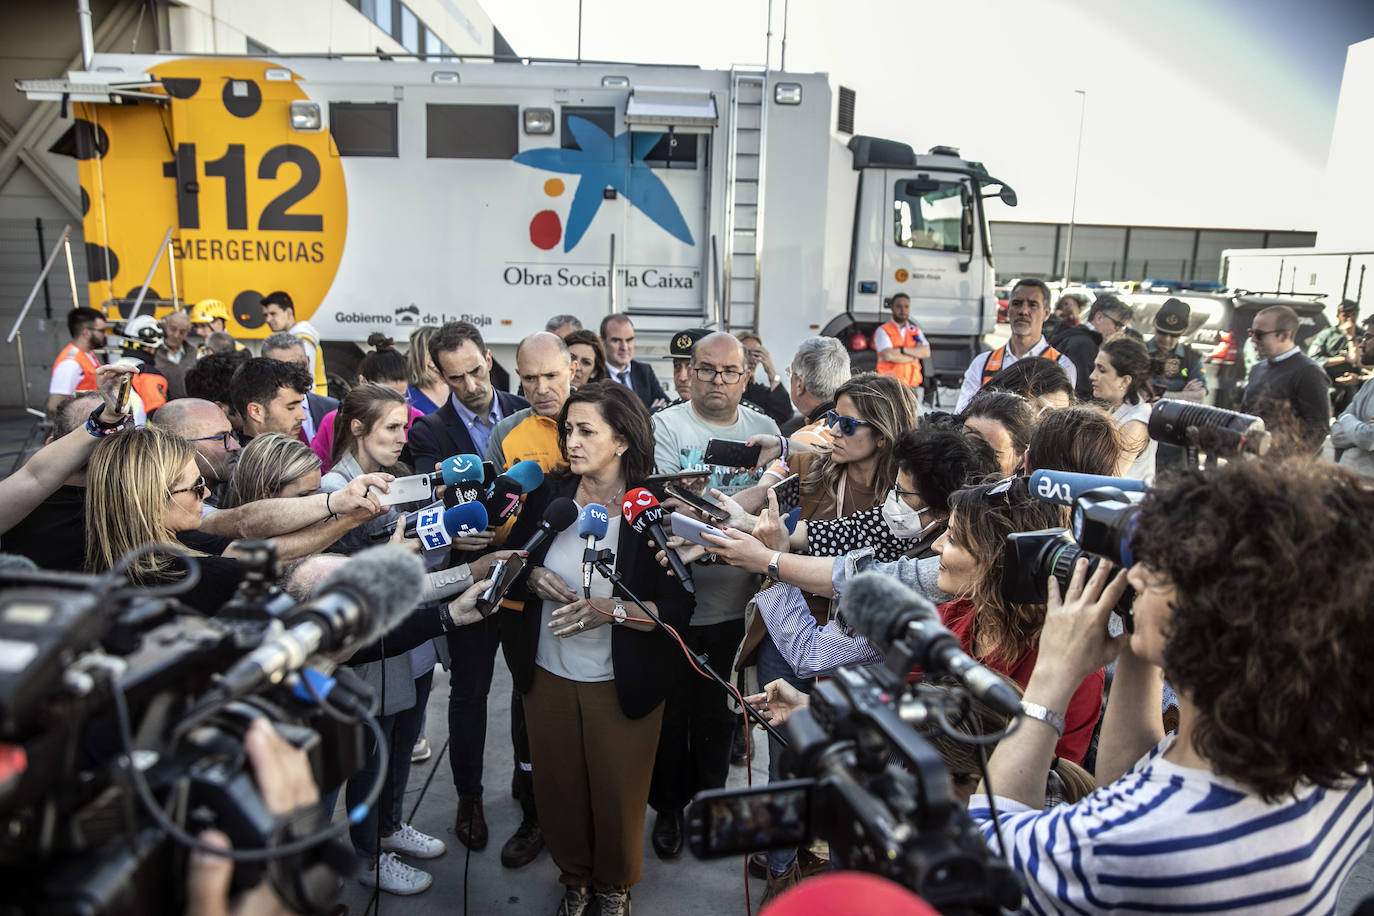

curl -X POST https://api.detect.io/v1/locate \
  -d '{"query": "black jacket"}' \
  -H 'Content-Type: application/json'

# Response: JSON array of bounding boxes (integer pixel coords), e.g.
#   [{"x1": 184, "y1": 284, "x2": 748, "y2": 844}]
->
[
  {"x1": 500, "y1": 474, "x2": 694, "y2": 719},
  {"x1": 1049, "y1": 323, "x2": 1103, "y2": 400},
  {"x1": 408, "y1": 389, "x2": 529, "y2": 473},
  {"x1": 608, "y1": 360, "x2": 668, "y2": 410}
]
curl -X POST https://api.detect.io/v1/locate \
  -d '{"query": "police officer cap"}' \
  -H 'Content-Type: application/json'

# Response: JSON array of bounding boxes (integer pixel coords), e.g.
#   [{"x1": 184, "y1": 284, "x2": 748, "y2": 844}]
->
[
  {"x1": 1154, "y1": 298, "x2": 1190, "y2": 335},
  {"x1": 661, "y1": 327, "x2": 711, "y2": 360}
]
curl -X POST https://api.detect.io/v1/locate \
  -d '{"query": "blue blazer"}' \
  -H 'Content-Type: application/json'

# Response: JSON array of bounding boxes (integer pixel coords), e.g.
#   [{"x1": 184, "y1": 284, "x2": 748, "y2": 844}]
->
[
  {"x1": 611, "y1": 359, "x2": 668, "y2": 409},
  {"x1": 408, "y1": 389, "x2": 528, "y2": 473}
]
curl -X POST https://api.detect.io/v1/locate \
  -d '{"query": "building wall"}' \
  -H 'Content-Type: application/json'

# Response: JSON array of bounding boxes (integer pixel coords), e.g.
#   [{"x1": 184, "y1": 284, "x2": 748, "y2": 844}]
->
[
  {"x1": 1316, "y1": 36, "x2": 1374, "y2": 251},
  {"x1": 989, "y1": 221, "x2": 1317, "y2": 286}
]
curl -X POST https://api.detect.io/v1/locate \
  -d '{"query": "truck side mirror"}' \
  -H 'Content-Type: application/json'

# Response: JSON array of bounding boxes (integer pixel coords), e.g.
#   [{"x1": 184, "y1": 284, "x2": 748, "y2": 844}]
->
[{"x1": 999, "y1": 186, "x2": 1018, "y2": 207}]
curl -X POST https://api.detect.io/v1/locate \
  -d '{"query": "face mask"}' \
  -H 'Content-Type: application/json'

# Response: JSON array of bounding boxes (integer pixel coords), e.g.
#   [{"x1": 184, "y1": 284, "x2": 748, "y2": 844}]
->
[{"x1": 882, "y1": 489, "x2": 928, "y2": 539}]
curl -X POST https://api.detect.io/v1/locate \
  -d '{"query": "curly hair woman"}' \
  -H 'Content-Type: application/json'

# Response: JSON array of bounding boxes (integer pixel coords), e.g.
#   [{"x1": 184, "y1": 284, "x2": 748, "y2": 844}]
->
[{"x1": 973, "y1": 460, "x2": 1374, "y2": 913}]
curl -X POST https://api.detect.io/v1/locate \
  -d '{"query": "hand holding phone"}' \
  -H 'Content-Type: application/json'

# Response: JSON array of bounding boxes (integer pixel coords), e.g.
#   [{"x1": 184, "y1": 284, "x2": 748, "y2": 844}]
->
[
  {"x1": 670, "y1": 511, "x2": 725, "y2": 548},
  {"x1": 664, "y1": 483, "x2": 730, "y2": 522},
  {"x1": 769, "y1": 473, "x2": 801, "y2": 515},
  {"x1": 703, "y1": 438, "x2": 762, "y2": 469},
  {"x1": 474, "y1": 554, "x2": 526, "y2": 617}
]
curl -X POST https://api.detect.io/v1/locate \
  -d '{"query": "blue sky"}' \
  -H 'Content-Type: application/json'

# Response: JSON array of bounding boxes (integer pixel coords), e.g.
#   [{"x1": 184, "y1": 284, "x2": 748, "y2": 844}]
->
[{"x1": 482, "y1": 0, "x2": 1374, "y2": 230}]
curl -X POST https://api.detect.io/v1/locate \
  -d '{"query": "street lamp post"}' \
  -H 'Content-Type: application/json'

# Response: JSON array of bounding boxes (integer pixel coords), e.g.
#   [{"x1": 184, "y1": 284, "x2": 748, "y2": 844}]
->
[{"x1": 1062, "y1": 89, "x2": 1087, "y2": 288}]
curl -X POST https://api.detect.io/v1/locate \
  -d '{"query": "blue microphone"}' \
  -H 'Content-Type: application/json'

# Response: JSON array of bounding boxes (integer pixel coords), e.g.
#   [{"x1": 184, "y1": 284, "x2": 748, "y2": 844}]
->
[
  {"x1": 438, "y1": 453, "x2": 485, "y2": 487},
  {"x1": 578, "y1": 503, "x2": 610, "y2": 597},
  {"x1": 413, "y1": 501, "x2": 489, "y2": 550},
  {"x1": 1029, "y1": 469, "x2": 1147, "y2": 507}
]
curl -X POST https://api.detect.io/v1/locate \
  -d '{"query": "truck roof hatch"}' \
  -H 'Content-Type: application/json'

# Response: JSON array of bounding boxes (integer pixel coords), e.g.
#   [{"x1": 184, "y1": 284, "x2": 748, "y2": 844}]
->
[{"x1": 625, "y1": 86, "x2": 718, "y2": 133}]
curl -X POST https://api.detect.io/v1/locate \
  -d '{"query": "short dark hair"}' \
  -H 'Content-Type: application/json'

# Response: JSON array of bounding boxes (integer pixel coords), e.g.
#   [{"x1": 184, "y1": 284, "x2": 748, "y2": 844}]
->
[
  {"x1": 890, "y1": 293, "x2": 911, "y2": 305},
  {"x1": 185, "y1": 353, "x2": 242, "y2": 405},
  {"x1": 599, "y1": 313, "x2": 633, "y2": 338},
  {"x1": 1257, "y1": 305, "x2": 1300, "y2": 336},
  {"x1": 229, "y1": 357, "x2": 312, "y2": 420},
  {"x1": 555, "y1": 380, "x2": 655, "y2": 488},
  {"x1": 260, "y1": 290, "x2": 295, "y2": 314},
  {"x1": 563, "y1": 329, "x2": 607, "y2": 383},
  {"x1": 1025, "y1": 405, "x2": 1122, "y2": 475},
  {"x1": 983, "y1": 356, "x2": 1075, "y2": 405},
  {"x1": 67, "y1": 306, "x2": 103, "y2": 338},
  {"x1": 1010, "y1": 278, "x2": 1052, "y2": 308},
  {"x1": 358, "y1": 333, "x2": 407, "y2": 383},
  {"x1": 1097, "y1": 336, "x2": 1155, "y2": 406},
  {"x1": 428, "y1": 320, "x2": 487, "y2": 368},
  {"x1": 894, "y1": 426, "x2": 999, "y2": 513},
  {"x1": 1088, "y1": 295, "x2": 1133, "y2": 324},
  {"x1": 959, "y1": 391, "x2": 1037, "y2": 462},
  {"x1": 1131, "y1": 459, "x2": 1374, "y2": 800}
]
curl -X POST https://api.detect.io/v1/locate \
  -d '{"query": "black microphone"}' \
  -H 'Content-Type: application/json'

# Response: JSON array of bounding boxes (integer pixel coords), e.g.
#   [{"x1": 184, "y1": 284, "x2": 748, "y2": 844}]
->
[
  {"x1": 517, "y1": 497, "x2": 579, "y2": 555},
  {"x1": 838, "y1": 571, "x2": 1022, "y2": 718},
  {"x1": 210, "y1": 545, "x2": 424, "y2": 702},
  {"x1": 621, "y1": 487, "x2": 694, "y2": 594},
  {"x1": 484, "y1": 460, "x2": 545, "y2": 526}
]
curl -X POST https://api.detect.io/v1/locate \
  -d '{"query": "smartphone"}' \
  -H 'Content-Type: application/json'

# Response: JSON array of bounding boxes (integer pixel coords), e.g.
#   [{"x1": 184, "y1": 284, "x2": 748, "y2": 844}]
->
[
  {"x1": 686, "y1": 780, "x2": 814, "y2": 859},
  {"x1": 669, "y1": 511, "x2": 725, "y2": 547},
  {"x1": 371, "y1": 474, "x2": 435, "y2": 507},
  {"x1": 475, "y1": 554, "x2": 526, "y2": 617},
  {"x1": 664, "y1": 483, "x2": 730, "y2": 523},
  {"x1": 645, "y1": 469, "x2": 713, "y2": 486},
  {"x1": 113, "y1": 356, "x2": 140, "y2": 414},
  {"x1": 769, "y1": 473, "x2": 801, "y2": 514},
  {"x1": 703, "y1": 438, "x2": 762, "y2": 469}
]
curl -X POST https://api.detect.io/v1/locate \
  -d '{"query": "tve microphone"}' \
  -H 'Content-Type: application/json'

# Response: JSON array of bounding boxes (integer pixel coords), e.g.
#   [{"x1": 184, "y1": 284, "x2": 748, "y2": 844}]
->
[
  {"x1": 211, "y1": 546, "x2": 424, "y2": 702},
  {"x1": 372, "y1": 500, "x2": 488, "y2": 547},
  {"x1": 517, "y1": 497, "x2": 579, "y2": 555},
  {"x1": 1029, "y1": 469, "x2": 1147, "y2": 507},
  {"x1": 838, "y1": 571, "x2": 1022, "y2": 718},
  {"x1": 578, "y1": 503, "x2": 610, "y2": 597},
  {"x1": 622, "y1": 487, "x2": 695, "y2": 594},
  {"x1": 484, "y1": 460, "x2": 545, "y2": 525}
]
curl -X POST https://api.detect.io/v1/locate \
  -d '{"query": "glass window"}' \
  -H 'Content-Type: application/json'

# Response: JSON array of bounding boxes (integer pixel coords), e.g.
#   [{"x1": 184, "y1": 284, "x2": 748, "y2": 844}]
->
[
  {"x1": 440, "y1": 41, "x2": 456, "y2": 61},
  {"x1": 893, "y1": 179, "x2": 970, "y2": 251},
  {"x1": 330, "y1": 102, "x2": 398, "y2": 157},
  {"x1": 424, "y1": 27, "x2": 439, "y2": 60},
  {"x1": 363, "y1": 0, "x2": 391, "y2": 35},
  {"x1": 426, "y1": 105, "x2": 519, "y2": 159},
  {"x1": 635, "y1": 131, "x2": 703, "y2": 170},
  {"x1": 561, "y1": 106, "x2": 615, "y2": 161},
  {"x1": 400, "y1": 6, "x2": 419, "y2": 54}
]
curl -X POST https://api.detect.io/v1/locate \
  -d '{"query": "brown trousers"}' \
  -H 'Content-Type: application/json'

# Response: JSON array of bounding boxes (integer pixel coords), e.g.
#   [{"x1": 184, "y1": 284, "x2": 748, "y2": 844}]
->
[{"x1": 523, "y1": 667, "x2": 664, "y2": 891}]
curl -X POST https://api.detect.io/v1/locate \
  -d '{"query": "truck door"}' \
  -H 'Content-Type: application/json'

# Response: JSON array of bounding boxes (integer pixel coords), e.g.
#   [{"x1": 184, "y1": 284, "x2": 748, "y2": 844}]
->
[
  {"x1": 882, "y1": 171, "x2": 982, "y2": 336},
  {"x1": 619, "y1": 126, "x2": 709, "y2": 318}
]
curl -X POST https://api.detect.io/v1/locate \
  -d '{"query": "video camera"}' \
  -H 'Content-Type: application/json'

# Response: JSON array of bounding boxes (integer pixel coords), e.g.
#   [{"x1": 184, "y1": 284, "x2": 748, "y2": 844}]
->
[
  {"x1": 682, "y1": 588, "x2": 1023, "y2": 915},
  {"x1": 0, "y1": 543, "x2": 408, "y2": 915}
]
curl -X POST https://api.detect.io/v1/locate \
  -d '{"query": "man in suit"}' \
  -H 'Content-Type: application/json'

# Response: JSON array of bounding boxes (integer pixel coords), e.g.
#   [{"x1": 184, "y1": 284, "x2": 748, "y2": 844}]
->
[
  {"x1": 261, "y1": 333, "x2": 337, "y2": 446},
  {"x1": 601, "y1": 313, "x2": 668, "y2": 409},
  {"x1": 407, "y1": 321, "x2": 528, "y2": 855}
]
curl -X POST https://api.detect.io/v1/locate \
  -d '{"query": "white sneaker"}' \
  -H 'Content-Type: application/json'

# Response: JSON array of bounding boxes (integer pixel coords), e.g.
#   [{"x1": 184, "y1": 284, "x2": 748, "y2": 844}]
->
[
  {"x1": 359, "y1": 852, "x2": 432, "y2": 895},
  {"x1": 381, "y1": 823, "x2": 447, "y2": 859},
  {"x1": 411, "y1": 736, "x2": 431, "y2": 762}
]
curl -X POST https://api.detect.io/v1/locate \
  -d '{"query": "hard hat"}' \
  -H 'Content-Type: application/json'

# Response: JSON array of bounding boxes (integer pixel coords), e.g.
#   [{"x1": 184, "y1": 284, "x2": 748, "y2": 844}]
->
[
  {"x1": 190, "y1": 298, "x2": 231, "y2": 324},
  {"x1": 122, "y1": 314, "x2": 165, "y2": 346}
]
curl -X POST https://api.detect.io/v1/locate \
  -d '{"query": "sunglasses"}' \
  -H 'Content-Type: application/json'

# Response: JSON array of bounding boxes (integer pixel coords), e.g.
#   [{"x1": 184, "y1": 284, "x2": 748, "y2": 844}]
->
[
  {"x1": 169, "y1": 475, "x2": 209, "y2": 501},
  {"x1": 1248, "y1": 327, "x2": 1279, "y2": 340},
  {"x1": 983, "y1": 475, "x2": 1026, "y2": 506},
  {"x1": 825, "y1": 410, "x2": 872, "y2": 436}
]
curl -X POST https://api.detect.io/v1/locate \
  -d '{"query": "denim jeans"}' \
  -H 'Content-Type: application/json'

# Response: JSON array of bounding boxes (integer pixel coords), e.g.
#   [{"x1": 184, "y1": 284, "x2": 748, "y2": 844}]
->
[{"x1": 343, "y1": 670, "x2": 433, "y2": 856}]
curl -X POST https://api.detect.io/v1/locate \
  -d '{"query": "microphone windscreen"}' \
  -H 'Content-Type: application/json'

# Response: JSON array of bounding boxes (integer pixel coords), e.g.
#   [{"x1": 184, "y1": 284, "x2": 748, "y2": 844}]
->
[
  {"x1": 1029, "y1": 469, "x2": 1146, "y2": 506},
  {"x1": 577, "y1": 503, "x2": 610, "y2": 539},
  {"x1": 321, "y1": 545, "x2": 424, "y2": 643},
  {"x1": 504, "y1": 459, "x2": 545, "y2": 494},
  {"x1": 761, "y1": 872, "x2": 942, "y2": 916},
  {"x1": 838, "y1": 571, "x2": 938, "y2": 648},
  {"x1": 620, "y1": 487, "x2": 660, "y2": 525},
  {"x1": 442, "y1": 501, "x2": 489, "y2": 536},
  {"x1": 544, "y1": 497, "x2": 580, "y2": 532},
  {"x1": 440, "y1": 454, "x2": 485, "y2": 486}
]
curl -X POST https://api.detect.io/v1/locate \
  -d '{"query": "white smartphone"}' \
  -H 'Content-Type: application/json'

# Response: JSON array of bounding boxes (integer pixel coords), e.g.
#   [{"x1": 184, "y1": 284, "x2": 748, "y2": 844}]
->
[
  {"x1": 371, "y1": 473, "x2": 434, "y2": 507},
  {"x1": 670, "y1": 511, "x2": 725, "y2": 547}
]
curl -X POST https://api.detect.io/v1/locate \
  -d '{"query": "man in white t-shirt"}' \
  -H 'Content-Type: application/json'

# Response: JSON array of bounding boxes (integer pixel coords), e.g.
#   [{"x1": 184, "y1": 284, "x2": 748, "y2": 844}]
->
[
  {"x1": 261, "y1": 290, "x2": 327, "y2": 396},
  {"x1": 956, "y1": 279, "x2": 1078, "y2": 411}
]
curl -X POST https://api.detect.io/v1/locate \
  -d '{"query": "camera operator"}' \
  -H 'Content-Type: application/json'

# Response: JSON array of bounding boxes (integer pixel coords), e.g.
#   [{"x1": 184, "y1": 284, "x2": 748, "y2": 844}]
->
[{"x1": 973, "y1": 461, "x2": 1374, "y2": 912}]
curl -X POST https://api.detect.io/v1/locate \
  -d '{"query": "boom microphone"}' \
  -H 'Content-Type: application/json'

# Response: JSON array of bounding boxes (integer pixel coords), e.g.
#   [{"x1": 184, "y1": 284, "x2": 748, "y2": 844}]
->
[
  {"x1": 578, "y1": 503, "x2": 610, "y2": 597},
  {"x1": 211, "y1": 545, "x2": 424, "y2": 702},
  {"x1": 484, "y1": 459, "x2": 545, "y2": 525},
  {"x1": 1028, "y1": 469, "x2": 1147, "y2": 506},
  {"x1": 838, "y1": 571, "x2": 1021, "y2": 718},
  {"x1": 621, "y1": 487, "x2": 694, "y2": 595}
]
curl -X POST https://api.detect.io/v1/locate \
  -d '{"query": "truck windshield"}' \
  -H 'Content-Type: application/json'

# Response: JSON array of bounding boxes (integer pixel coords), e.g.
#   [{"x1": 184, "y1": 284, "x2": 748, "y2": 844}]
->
[{"x1": 893, "y1": 179, "x2": 968, "y2": 252}]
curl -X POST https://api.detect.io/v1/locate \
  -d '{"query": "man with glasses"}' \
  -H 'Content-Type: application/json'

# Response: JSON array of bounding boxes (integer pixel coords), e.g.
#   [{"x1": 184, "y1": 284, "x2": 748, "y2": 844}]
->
[
  {"x1": 1146, "y1": 298, "x2": 1206, "y2": 404},
  {"x1": 649, "y1": 331, "x2": 779, "y2": 861},
  {"x1": 1087, "y1": 297, "x2": 1143, "y2": 342},
  {"x1": 47, "y1": 307, "x2": 108, "y2": 416},
  {"x1": 1241, "y1": 305, "x2": 1331, "y2": 454},
  {"x1": 957, "y1": 279, "x2": 1078, "y2": 412}
]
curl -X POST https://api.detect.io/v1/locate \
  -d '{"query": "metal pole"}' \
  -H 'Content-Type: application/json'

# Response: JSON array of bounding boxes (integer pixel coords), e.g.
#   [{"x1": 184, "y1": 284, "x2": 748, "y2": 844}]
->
[
  {"x1": 9, "y1": 225, "x2": 73, "y2": 344},
  {"x1": 34, "y1": 218, "x2": 52, "y2": 320},
  {"x1": 63, "y1": 233, "x2": 79, "y2": 308},
  {"x1": 576, "y1": 0, "x2": 582, "y2": 64},
  {"x1": 77, "y1": 0, "x2": 95, "y2": 70},
  {"x1": 126, "y1": 225, "x2": 174, "y2": 320},
  {"x1": 166, "y1": 237, "x2": 179, "y2": 309},
  {"x1": 14, "y1": 333, "x2": 32, "y2": 412},
  {"x1": 1061, "y1": 89, "x2": 1086, "y2": 288},
  {"x1": 608, "y1": 233, "x2": 617, "y2": 315},
  {"x1": 780, "y1": 0, "x2": 790, "y2": 71},
  {"x1": 764, "y1": 0, "x2": 773, "y2": 75}
]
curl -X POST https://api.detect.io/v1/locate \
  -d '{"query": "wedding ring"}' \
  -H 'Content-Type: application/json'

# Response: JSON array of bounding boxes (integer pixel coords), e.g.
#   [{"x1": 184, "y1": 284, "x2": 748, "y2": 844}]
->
[{"x1": 577, "y1": 619, "x2": 586, "y2": 630}]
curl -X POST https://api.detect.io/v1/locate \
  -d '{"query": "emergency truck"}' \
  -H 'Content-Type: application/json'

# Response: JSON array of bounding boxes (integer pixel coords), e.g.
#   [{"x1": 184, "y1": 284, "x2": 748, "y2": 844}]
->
[{"x1": 19, "y1": 53, "x2": 1018, "y2": 385}]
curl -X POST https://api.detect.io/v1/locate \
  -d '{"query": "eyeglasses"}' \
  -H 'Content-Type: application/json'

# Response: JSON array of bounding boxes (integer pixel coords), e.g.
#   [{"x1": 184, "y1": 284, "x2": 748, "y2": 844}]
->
[
  {"x1": 189, "y1": 432, "x2": 236, "y2": 449},
  {"x1": 691, "y1": 366, "x2": 745, "y2": 384},
  {"x1": 1248, "y1": 327, "x2": 1279, "y2": 340},
  {"x1": 169, "y1": 476, "x2": 209, "y2": 501},
  {"x1": 825, "y1": 410, "x2": 873, "y2": 436}
]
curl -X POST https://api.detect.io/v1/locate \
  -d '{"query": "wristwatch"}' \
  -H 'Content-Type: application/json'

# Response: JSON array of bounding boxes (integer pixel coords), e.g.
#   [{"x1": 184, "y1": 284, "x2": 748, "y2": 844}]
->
[
  {"x1": 767, "y1": 551, "x2": 783, "y2": 583},
  {"x1": 612, "y1": 597, "x2": 627, "y2": 624},
  {"x1": 1019, "y1": 700, "x2": 1066, "y2": 738}
]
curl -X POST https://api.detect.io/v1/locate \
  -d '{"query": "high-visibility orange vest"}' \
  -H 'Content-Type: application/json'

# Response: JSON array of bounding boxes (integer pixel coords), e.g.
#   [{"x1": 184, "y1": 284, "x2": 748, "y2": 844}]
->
[
  {"x1": 981, "y1": 343, "x2": 1063, "y2": 385},
  {"x1": 875, "y1": 320, "x2": 924, "y2": 387},
  {"x1": 131, "y1": 371, "x2": 168, "y2": 413},
  {"x1": 51, "y1": 343, "x2": 101, "y2": 392}
]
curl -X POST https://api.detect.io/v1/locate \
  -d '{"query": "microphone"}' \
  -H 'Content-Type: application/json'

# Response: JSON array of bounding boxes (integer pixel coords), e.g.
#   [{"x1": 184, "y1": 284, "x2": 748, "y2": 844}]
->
[
  {"x1": 621, "y1": 487, "x2": 694, "y2": 595},
  {"x1": 578, "y1": 503, "x2": 610, "y2": 597},
  {"x1": 484, "y1": 459, "x2": 545, "y2": 525},
  {"x1": 838, "y1": 571, "x2": 1022, "y2": 718},
  {"x1": 211, "y1": 545, "x2": 424, "y2": 702},
  {"x1": 1028, "y1": 469, "x2": 1147, "y2": 507},
  {"x1": 517, "y1": 496, "x2": 579, "y2": 555},
  {"x1": 372, "y1": 501, "x2": 488, "y2": 547}
]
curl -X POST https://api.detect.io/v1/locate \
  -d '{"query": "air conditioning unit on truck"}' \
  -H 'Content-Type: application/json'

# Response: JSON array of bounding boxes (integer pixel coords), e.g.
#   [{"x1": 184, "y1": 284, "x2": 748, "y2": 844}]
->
[{"x1": 19, "y1": 53, "x2": 1016, "y2": 385}]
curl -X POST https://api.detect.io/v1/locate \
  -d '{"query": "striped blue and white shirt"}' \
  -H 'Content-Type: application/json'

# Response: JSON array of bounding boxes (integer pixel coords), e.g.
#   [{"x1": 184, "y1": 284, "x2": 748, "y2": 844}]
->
[
  {"x1": 970, "y1": 734, "x2": 1373, "y2": 914},
  {"x1": 753, "y1": 583, "x2": 881, "y2": 678}
]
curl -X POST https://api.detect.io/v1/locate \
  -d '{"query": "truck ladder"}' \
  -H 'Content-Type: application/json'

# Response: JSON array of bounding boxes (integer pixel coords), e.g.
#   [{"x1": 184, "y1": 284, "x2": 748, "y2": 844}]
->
[{"x1": 723, "y1": 69, "x2": 766, "y2": 332}]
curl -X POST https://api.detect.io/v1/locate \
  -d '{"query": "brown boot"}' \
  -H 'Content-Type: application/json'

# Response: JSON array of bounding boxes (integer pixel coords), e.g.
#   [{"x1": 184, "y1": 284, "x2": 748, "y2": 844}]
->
[
  {"x1": 454, "y1": 796, "x2": 488, "y2": 850},
  {"x1": 759, "y1": 857, "x2": 801, "y2": 909}
]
